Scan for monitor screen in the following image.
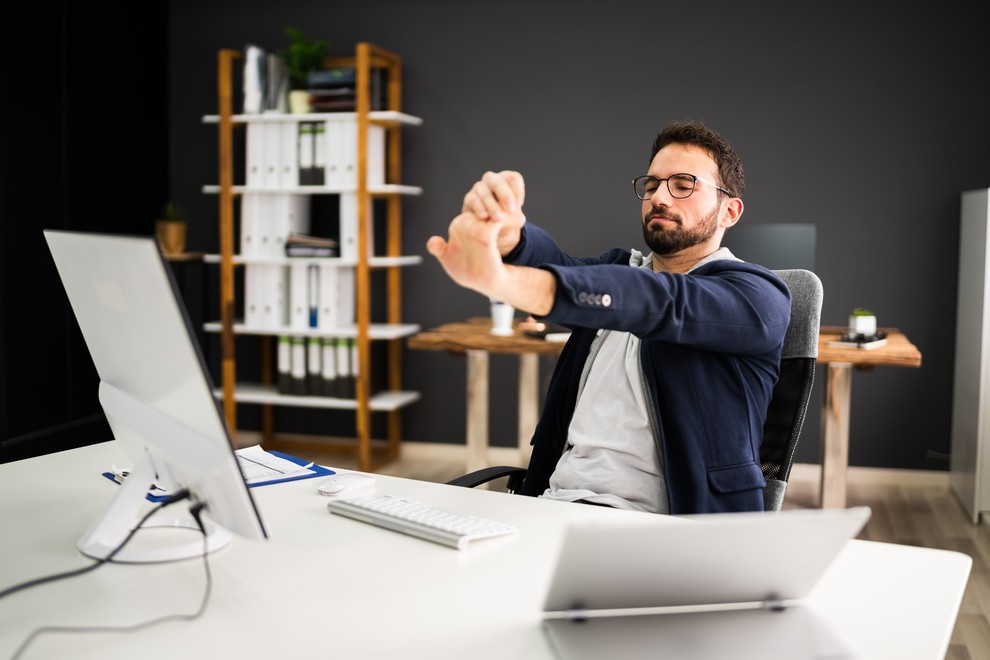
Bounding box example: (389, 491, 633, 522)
(44, 229, 267, 563)
(721, 223, 816, 272)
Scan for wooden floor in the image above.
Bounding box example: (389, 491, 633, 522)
(276, 439, 990, 659)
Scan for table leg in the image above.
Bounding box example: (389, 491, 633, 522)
(466, 350, 489, 473)
(821, 362, 853, 508)
(517, 353, 539, 466)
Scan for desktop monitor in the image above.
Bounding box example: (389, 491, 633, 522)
(721, 223, 817, 271)
(44, 229, 267, 563)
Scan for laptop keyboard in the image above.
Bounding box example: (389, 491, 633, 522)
(326, 494, 519, 550)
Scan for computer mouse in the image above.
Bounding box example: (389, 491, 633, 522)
(316, 472, 377, 496)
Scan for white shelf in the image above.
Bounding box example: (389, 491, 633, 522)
(202, 254, 422, 267)
(368, 255, 424, 267)
(201, 183, 423, 196)
(215, 384, 421, 411)
(202, 110, 423, 127)
(203, 322, 421, 340)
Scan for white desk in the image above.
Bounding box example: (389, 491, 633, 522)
(0, 442, 970, 659)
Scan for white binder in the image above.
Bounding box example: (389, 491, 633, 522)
(257, 264, 288, 330)
(246, 122, 266, 188)
(367, 124, 385, 187)
(320, 337, 338, 395)
(323, 120, 347, 189)
(263, 121, 283, 188)
(279, 120, 299, 189)
(339, 118, 357, 189)
(289, 336, 306, 394)
(313, 122, 327, 185)
(239, 194, 262, 257)
(243, 264, 263, 328)
(336, 267, 355, 328)
(287, 260, 311, 331)
(339, 192, 358, 261)
(338, 193, 373, 261)
(316, 264, 339, 331)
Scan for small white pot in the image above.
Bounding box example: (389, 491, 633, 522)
(849, 315, 877, 336)
(289, 90, 311, 114)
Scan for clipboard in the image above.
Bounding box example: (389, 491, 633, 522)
(102, 450, 335, 502)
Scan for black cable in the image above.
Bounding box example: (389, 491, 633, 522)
(8, 496, 215, 660)
(0, 488, 192, 600)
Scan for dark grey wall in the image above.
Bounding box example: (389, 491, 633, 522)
(169, 1, 990, 470)
(0, 2, 169, 462)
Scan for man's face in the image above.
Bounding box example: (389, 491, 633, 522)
(640, 144, 727, 256)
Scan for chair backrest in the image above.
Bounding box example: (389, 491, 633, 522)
(761, 269, 824, 511)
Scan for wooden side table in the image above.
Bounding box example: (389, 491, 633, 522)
(817, 326, 923, 508)
(407, 317, 564, 471)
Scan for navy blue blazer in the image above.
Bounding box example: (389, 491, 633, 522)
(506, 224, 791, 514)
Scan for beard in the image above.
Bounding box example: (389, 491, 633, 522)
(641, 202, 720, 255)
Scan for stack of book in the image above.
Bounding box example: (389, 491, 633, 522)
(285, 233, 336, 257)
(307, 68, 357, 112)
(306, 67, 387, 112)
(827, 330, 888, 350)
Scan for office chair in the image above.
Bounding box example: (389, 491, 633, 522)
(446, 269, 824, 512)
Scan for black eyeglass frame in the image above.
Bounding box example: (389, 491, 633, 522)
(632, 173, 733, 200)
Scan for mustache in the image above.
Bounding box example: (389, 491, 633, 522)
(646, 208, 680, 224)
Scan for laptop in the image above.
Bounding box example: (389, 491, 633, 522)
(541, 506, 871, 660)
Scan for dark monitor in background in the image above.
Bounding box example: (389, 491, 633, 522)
(722, 223, 816, 272)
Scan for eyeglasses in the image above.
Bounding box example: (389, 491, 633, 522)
(632, 173, 733, 200)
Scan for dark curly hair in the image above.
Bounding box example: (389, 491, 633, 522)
(650, 120, 744, 198)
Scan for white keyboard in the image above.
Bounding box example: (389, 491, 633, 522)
(326, 495, 519, 550)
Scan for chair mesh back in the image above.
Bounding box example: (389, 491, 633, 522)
(761, 269, 823, 510)
(760, 357, 816, 483)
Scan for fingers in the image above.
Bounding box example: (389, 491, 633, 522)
(462, 170, 525, 219)
(482, 170, 521, 215)
(425, 235, 447, 258)
(501, 170, 525, 208)
(463, 178, 501, 219)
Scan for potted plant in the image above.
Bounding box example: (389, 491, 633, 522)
(277, 27, 331, 114)
(155, 202, 188, 257)
(848, 307, 877, 337)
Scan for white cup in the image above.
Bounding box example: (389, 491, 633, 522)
(490, 301, 515, 336)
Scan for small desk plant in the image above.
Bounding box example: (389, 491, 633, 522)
(848, 307, 877, 337)
(155, 202, 187, 257)
(278, 27, 331, 114)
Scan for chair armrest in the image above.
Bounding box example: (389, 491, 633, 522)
(445, 466, 528, 492)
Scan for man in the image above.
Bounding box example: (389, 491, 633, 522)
(426, 120, 791, 514)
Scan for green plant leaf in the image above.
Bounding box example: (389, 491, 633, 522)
(160, 202, 187, 221)
(277, 27, 331, 89)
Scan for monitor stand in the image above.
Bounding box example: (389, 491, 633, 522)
(76, 454, 233, 563)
